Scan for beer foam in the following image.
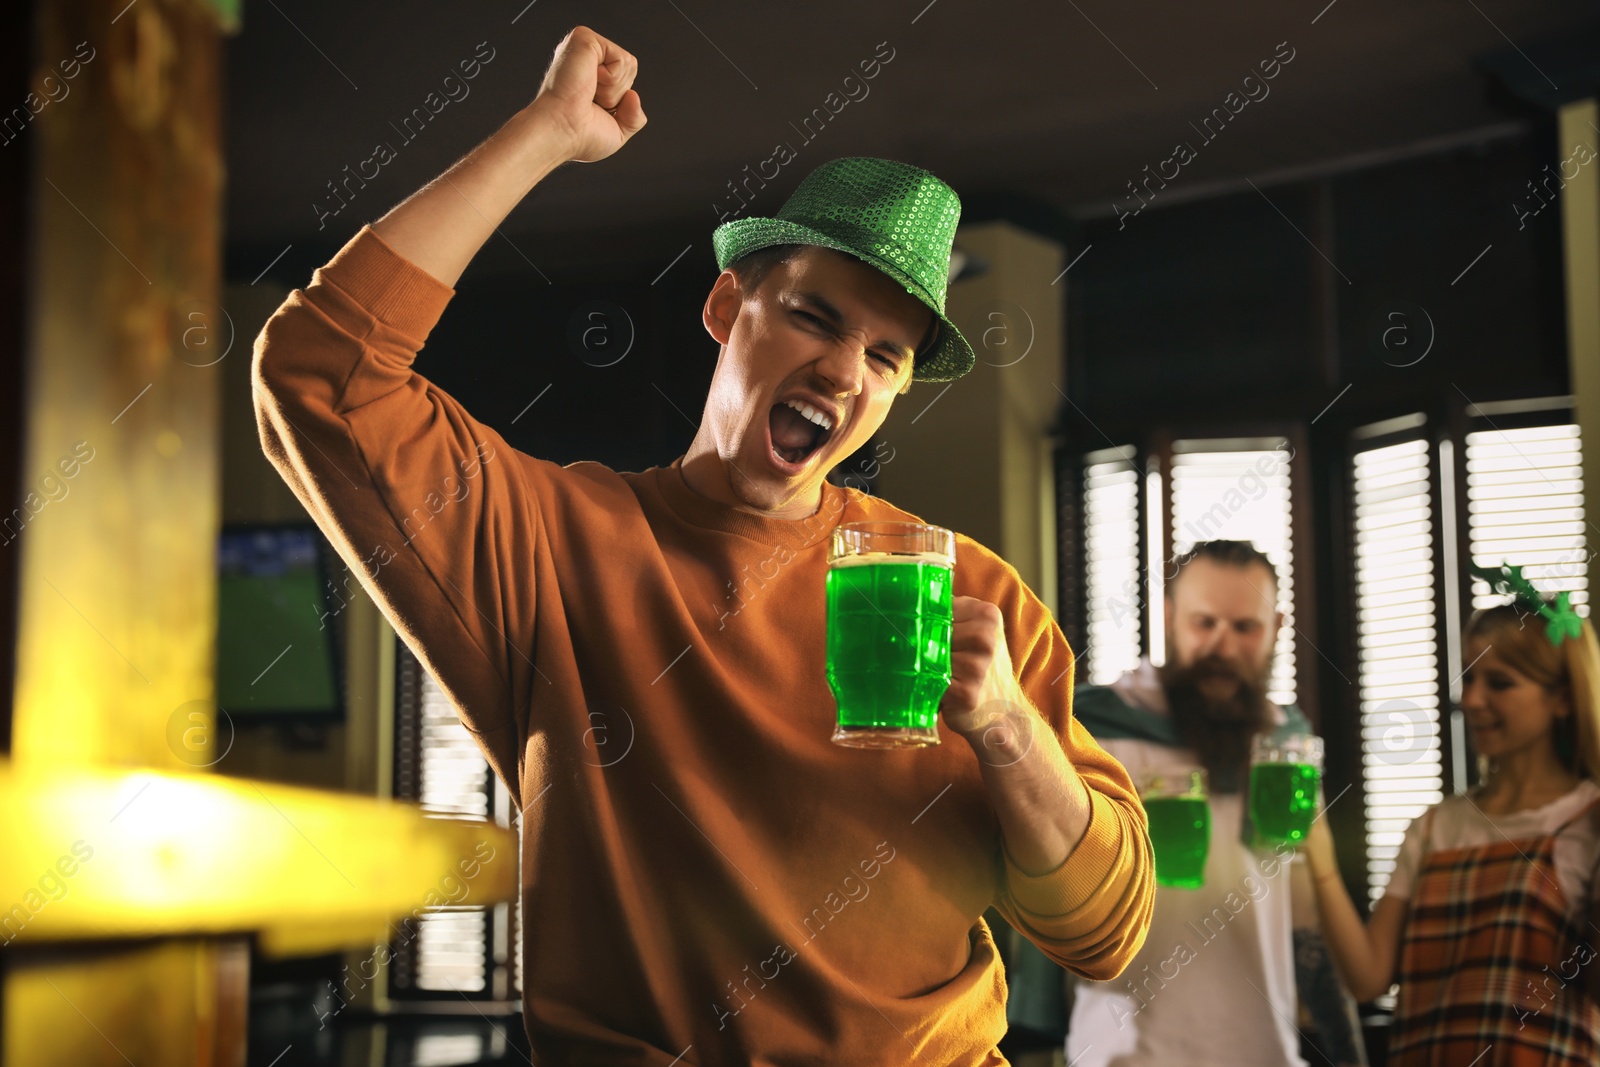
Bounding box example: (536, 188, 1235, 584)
(829, 550, 952, 568)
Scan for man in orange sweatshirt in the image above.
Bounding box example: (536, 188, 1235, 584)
(252, 25, 1152, 1065)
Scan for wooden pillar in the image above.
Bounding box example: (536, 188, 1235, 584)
(12, 0, 226, 768)
(2, 21, 518, 1062)
(5, 0, 239, 1063)
(1558, 100, 1600, 601)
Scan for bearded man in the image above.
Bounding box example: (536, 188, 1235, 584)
(1052, 540, 1365, 1067)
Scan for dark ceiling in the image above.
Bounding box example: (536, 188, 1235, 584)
(224, 0, 1600, 278)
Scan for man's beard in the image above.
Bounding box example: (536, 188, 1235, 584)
(1158, 654, 1275, 793)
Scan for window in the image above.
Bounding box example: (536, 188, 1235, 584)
(1350, 431, 1444, 902)
(1464, 421, 1588, 617)
(1081, 446, 1142, 685)
(411, 677, 493, 993)
(392, 646, 519, 999)
(416, 676, 492, 820)
(1347, 409, 1589, 904)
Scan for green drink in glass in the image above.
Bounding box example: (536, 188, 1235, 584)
(1138, 769, 1210, 889)
(1249, 734, 1324, 846)
(826, 522, 955, 749)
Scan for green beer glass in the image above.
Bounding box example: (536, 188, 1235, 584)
(1138, 769, 1210, 889)
(825, 521, 955, 749)
(1249, 734, 1324, 846)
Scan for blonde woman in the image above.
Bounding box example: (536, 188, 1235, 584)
(1305, 565, 1600, 1066)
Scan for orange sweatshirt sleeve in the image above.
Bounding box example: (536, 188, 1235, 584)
(982, 554, 1155, 981)
(251, 224, 544, 796)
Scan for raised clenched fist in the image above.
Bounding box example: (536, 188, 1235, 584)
(530, 26, 647, 164)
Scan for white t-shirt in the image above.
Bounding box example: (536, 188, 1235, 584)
(1067, 734, 1309, 1067)
(1383, 779, 1600, 917)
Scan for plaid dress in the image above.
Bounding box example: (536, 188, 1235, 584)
(1389, 798, 1600, 1066)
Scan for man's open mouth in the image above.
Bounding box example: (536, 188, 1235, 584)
(768, 399, 836, 467)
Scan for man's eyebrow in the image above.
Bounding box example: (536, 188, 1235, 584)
(789, 289, 918, 362)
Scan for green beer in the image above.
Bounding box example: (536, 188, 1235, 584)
(1144, 796, 1210, 889)
(1138, 769, 1209, 889)
(1249, 762, 1320, 845)
(826, 523, 955, 749)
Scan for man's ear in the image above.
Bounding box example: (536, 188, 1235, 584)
(704, 270, 745, 346)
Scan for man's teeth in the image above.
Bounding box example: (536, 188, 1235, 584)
(783, 398, 834, 432)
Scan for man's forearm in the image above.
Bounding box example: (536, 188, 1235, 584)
(965, 699, 1092, 876)
(371, 104, 574, 288)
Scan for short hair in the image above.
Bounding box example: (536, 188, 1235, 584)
(1168, 540, 1278, 595)
(727, 243, 803, 295)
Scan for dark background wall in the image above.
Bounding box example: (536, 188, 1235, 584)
(1068, 126, 1568, 436)
(215, 1, 1599, 486)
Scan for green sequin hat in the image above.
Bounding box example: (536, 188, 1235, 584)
(712, 157, 976, 383)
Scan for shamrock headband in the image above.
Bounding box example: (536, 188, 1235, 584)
(1469, 561, 1585, 647)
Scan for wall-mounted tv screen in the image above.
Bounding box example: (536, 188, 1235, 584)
(216, 524, 343, 718)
